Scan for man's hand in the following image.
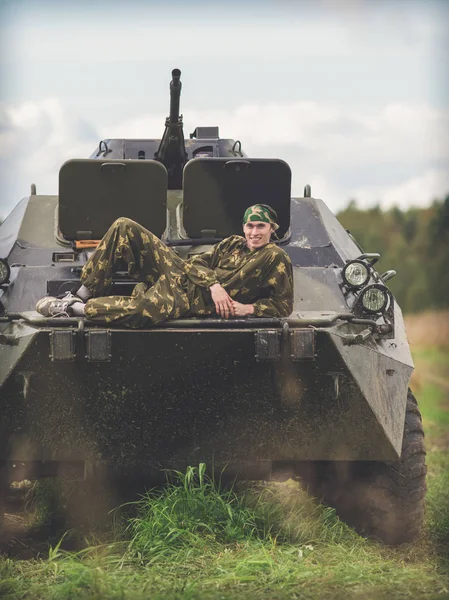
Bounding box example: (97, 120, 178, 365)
(231, 300, 255, 317)
(210, 283, 235, 318)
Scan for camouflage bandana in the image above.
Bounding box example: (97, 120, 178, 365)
(243, 204, 279, 231)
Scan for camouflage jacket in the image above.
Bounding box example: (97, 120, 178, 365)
(185, 235, 294, 318)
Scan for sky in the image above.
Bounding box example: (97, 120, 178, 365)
(0, 0, 448, 219)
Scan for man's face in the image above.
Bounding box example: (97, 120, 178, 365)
(243, 221, 273, 250)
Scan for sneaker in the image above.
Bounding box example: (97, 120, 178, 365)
(70, 284, 92, 301)
(36, 292, 82, 317)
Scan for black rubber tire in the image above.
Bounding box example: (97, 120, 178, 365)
(296, 389, 427, 545)
(0, 466, 6, 534)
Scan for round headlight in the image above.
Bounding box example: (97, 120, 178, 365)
(361, 286, 388, 313)
(0, 258, 10, 285)
(343, 260, 370, 288)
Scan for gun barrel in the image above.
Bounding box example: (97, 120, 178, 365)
(169, 68, 182, 123)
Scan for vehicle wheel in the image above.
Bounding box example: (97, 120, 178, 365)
(296, 389, 427, 545)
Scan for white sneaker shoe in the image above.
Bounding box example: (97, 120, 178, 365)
(36, 292, 82, 317)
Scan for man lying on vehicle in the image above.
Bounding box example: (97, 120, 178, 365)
(36, 204, 294, 327)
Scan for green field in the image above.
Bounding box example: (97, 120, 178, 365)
(1, 349, 448, 600)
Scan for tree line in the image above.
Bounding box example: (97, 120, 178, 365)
(337, 195, 449, 314)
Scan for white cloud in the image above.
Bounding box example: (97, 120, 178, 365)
(350, 168, 449, 210)
(107, 100, 449, 166)
(0, 98, 98, 212)
(185, 101, 449, 209)
(8, 0, 446, 67)
(0, 97, 448, 218)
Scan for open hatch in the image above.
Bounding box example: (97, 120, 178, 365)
(58, 159, 168, 241)
(182, 158, 291, 240)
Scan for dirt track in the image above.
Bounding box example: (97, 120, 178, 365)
(0, 491, 48, 559)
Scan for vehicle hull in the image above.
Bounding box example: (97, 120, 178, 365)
(0, 323, 412, 478)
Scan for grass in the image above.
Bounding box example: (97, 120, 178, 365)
(1, 349, 448, 599)
(412, 346, 449, 553)
(404, 310, 449, 350)
(1, 478, 448, 600)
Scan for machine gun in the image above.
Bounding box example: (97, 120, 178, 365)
(154, 68, 188, 189)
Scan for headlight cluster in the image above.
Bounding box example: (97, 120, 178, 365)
(0, 258, 10, 285)
(343, 259, 390, 315)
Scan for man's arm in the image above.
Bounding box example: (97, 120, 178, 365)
(251, 253, 294, 318)
(184, 238, 229, 288)
(186, 238, 235, 317)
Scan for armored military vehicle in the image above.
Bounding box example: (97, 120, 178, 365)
(0, 70, 425, 545)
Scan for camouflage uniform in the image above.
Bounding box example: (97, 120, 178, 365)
(81, 217, 293, 328)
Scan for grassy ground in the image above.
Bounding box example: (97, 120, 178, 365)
(1, 349, 448, 598)
(404, 310, 449, 351)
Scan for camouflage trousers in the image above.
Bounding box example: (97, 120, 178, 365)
(81, 218, 212, 328)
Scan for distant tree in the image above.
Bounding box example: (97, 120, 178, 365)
(403, 213, 418, 243)
(427, 195, 449, 309)
(430, 195, 449, 237)
(391, 207, 405, 229)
